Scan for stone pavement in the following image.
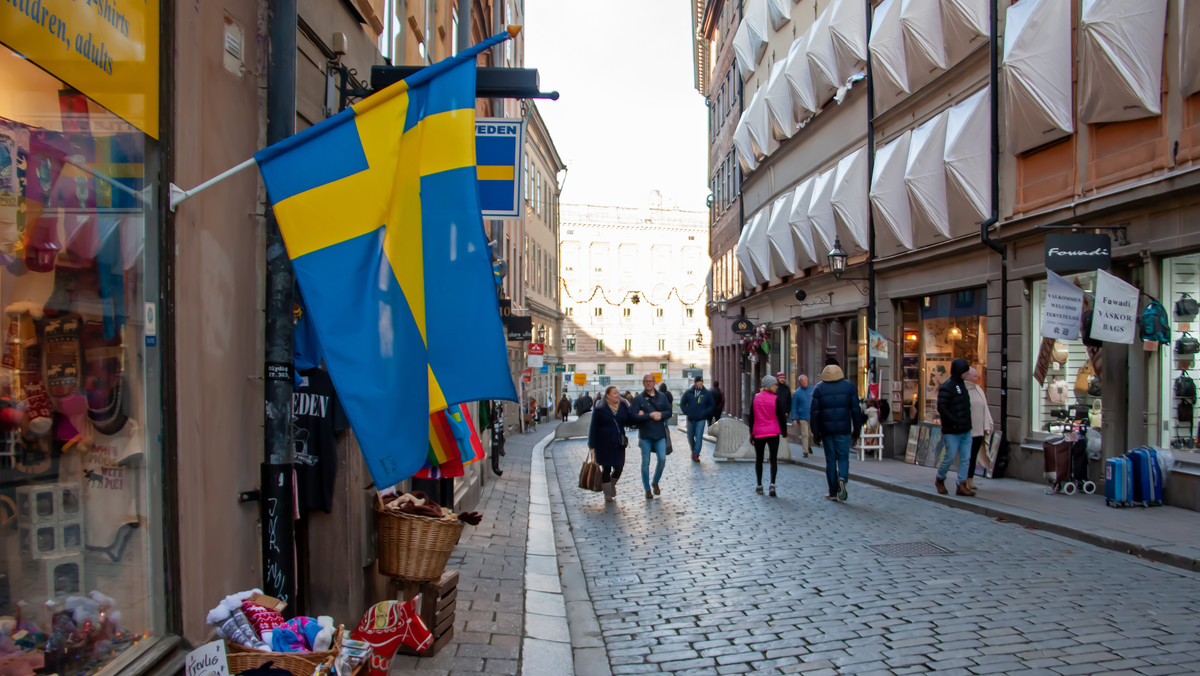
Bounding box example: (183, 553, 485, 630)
(548, 426, 1200, 675)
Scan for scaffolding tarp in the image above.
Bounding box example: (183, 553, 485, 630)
(785, 31, 821, 122)
(767, 0, 791, 31)
(807, 5, 842, 104)
(733, 115, 759, 174)
(905, 110, 951, 239)
(869, 0, 909, 95)
(745, 84, 779, 160)
(787, 177, 819, 269)
(807, 168, 838, 254)
(733, 0, 771, 81)
(1078, 0, 1167, 124)
(831, 147, 870, 253)
(942, 0, 988, 63)
(745, 207, 772, 282)
(830, 0, 868, 82)
(870, 130, 914, 250)
(764, 60, 798, 141)
(944, 88, 991, 222)
(901, 0, 948, 84)
(766, 192, 797, 278)
(1003, 0, 1073, 153)
(1183, 1, 1200, 98)
(735, 219, 761, 287)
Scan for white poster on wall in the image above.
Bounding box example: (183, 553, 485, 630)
(1041, 271, 1084, 340)
(1091, 269, 1139, 344)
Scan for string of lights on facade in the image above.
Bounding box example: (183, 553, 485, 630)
(559, 280, 707, 308)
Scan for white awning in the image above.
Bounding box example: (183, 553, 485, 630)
(785, 31, 820, 121)
(745, 84, 779, 160)
(766, 192, 797, 278)
(745, 208, 772, 282)
(1078, 0, 1167, 124)
(1003, 0, 1073, 153)
(942, 0, 988, 63)
(788, 177, 819, 269)
(735, 219, 761, 287)
(831, 147, 869, 253)
(870, 130, 914, 250)
(764, 60, 798, 141)
(733, 0, 771, 81)
(1183, 1, 1200, 98)
(905, 110, 951, 240)
(830, 0, 868, 82)
(807, 168, 838, 254)
(869, 0, 909, 95)
(767, 0, 791, 31)
(944, 88, 991, 222)
(733, 115, 759, 174)
(901, 0, 948, 84)
(806, 5, 841, 104)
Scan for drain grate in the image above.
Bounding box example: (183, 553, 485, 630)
(866, 541, 954, 557)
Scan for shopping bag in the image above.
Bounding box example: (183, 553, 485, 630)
(578, 449, 602, 492)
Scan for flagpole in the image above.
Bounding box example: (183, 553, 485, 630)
(167, 157, 257, 212)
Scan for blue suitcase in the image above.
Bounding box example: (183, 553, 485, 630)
(1105, 457, 1133, 507)
(1126, 447, 1164, 506)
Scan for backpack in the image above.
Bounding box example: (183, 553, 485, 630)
(1140, 300, 1170, 345)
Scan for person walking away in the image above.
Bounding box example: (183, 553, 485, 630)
(709, 381, 725, 425)
(525, 396, 538, 431)
(746, 375, 786, 496)
(574, 392, 588, 416)
(774, 372, 792, 438)
(791, 375, 814, 458)
(964, 367, 992, 493)
(631, 375, 673, 499)
(936, 358, 975, 496)
(680, 376, 713, 462)
(557, 394, 572, 422)
(588, 386, 632, 502)
(809, 361, 864, 502)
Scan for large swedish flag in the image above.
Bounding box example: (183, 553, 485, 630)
(255, 30, 519, 489)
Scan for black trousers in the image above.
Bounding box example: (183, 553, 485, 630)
(601, 465, 623, 483)
(754, 435, 780, 485)
(968, 436, 984, 478)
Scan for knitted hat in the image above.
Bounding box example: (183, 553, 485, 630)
(760, 375, 777, 389)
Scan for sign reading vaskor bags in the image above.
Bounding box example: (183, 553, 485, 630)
(1045, 233, 1111, 272)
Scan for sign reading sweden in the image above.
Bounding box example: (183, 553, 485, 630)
(475, 118, 524, 219)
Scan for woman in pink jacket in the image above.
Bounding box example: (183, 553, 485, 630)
(746, 375, 787, 496)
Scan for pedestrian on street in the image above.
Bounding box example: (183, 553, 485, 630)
(680, 376, 713, 462)
(632, 374, 673, 500)
(623, 391, 634, 406)
(575, 391, 593, 416)
(964, 366, 993, 494)
(658, 383, 676, 456)
(709, 381, 725, 425)
(810, 361, 864, 502)
(588, 386, 632, 502)
(936, 358, 975, 496)
(746, 375, 786, 496)
(556, 394, 572, 422)
(525, 396, 538, 432)
(791, 374, 814, 458)
(774, 371, 792, 438)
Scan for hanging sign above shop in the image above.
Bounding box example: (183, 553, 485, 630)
(506, 315, 532, 341)
(731, 317, 756, 335)
(1041, 271, 1085, 340)
(1045, 233, 1111, 272)
(1091, 270, 1139, 344)
(476, 118, 524, 219)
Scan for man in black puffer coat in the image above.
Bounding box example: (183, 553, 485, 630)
(936, 358, 975, 496)
(810, 362, 863, 502)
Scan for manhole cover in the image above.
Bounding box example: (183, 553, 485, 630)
(866, 541, 953, 557)
(593, 574, 641, 588)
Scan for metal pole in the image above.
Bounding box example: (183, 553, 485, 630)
(263, 0, 297, 613)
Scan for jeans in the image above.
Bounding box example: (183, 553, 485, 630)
(686, 419, 707, 454)
(823, 434, 851, 496)
(639, 438, 667, 490)
(937, 432, 973, 482)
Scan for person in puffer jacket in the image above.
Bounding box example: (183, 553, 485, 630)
(935, 358, 975, 497)
(809, 362, 863, 502)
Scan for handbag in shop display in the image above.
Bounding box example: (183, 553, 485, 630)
(1176, 371, 1197, 401)
(1047, 377, 1070, 405)
(1074, 362, 1096, 397)
(1177, 293, 1200, 320)
(1087, 375, 1102, 397)
(1177, 332, 1200, 355)
(1051, 341, 1069, 365)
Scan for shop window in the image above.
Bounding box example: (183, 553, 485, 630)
(1162, 256, 1200, 450)
(0, 47, 160, 668)
(1083, 114, 1168, 194)
(1015, 137, 1077, 214)
(918, 290, 989, 423)
(1030, 273, 1097, 435)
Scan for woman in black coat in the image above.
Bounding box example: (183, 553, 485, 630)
(588, 386, 632, 502)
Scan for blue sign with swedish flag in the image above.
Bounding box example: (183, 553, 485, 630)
(475, 118, 524, 219)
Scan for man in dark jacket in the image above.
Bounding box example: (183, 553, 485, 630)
(809, 362, 863, 502)
(709, 381, 725, 425)
(631, 374, 673, 500)
(679, 376, 713, 462)
(773, 371, 792, 436)
(936, 358, 975, 496)
(575, 392, 593, 416)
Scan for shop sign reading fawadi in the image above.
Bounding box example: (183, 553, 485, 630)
(1, 0, 159, 138)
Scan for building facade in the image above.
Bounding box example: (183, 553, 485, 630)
(559, 201, 712, 398)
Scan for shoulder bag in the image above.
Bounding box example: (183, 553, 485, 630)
(1074, 361, 1096, 397)
(1177, 332, 1200, 356)
(1177, 293, 1200, 320)
(614, 406, 628, 449)
(578, 448, 602, 492)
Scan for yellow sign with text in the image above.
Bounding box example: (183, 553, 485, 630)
(1, 0, 159, 138)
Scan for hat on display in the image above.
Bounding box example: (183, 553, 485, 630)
(24, 214, 60, 273)
(760, 375, 777, 389)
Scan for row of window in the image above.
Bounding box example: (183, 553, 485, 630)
(524, 151, 558, 227)
(710, 63, 738, 140)
(710, 149, 740, 221)
(524, 234, 557, 299)
(564, 337, 698, 352)
(565, 363, 672, 376)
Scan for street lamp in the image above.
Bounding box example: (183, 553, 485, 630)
(715, 294, 729, 316)
(695, 329, 704, 346)
(824, 237, 869, 295)
(537, 325, 546, 343)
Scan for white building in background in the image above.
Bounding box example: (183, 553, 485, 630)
(559, 198, 712, 398)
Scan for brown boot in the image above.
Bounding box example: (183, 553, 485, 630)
(966, 477, 977, 492)
(956, 482, 974, 496)
(935, 477, 948, 494)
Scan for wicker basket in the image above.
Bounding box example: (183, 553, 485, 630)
(225, 626, 343, 675)
(375, 497, 464, 581)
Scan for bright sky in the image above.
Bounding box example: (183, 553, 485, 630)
(524, 0, 709, 211)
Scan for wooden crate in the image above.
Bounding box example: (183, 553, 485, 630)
(394, 569, 458, 657)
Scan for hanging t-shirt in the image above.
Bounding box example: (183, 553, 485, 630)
(81, 418, 143, 548)
(293, 368, 348, 513)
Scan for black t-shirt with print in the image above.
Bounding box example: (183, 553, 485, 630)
(293, 368, 349, 513)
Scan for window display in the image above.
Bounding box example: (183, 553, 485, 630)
(0, 46, 160, 675)
(897, 289, 987, 428)
(1030, 273, 1099, 434)
(1161, 255, 1200, 450)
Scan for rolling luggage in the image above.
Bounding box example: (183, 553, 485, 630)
(1105, 456, 1133, 507)
(1126, 447, 1164, 506)
(1042, 435, 1071, 490)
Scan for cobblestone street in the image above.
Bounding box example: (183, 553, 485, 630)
(548, 429, 1200, 676)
